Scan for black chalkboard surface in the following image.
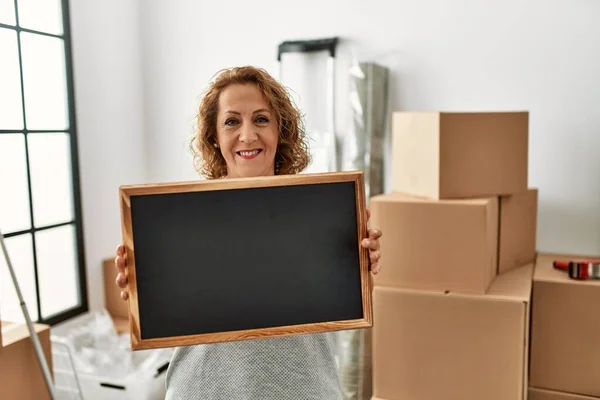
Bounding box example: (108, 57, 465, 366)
(119, 171, 372, 350)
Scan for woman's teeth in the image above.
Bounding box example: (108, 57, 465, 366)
(239, 150, 260, 156)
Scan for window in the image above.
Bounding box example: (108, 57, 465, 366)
(0, 0, 87, 326)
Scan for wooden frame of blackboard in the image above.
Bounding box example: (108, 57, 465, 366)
(119, 171, 372, 350)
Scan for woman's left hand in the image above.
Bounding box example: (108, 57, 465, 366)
(361, 209, 383, 274)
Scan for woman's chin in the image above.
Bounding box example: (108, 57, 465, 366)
(228, 164, 275, 178)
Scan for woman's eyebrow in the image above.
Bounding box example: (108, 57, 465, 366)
(223, 109, 270, 115)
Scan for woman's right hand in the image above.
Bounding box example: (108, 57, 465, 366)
(115, 244, 129, 300)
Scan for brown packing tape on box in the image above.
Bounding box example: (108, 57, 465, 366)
(391, 111, 529, 199)
(372, 263, 533, 400)
(529, 387, 600, 400)
(530, 253, 600, 398)
(370, 192, 498, 294)
(0, 321, 53, 400)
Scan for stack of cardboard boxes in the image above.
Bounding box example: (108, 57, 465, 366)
(370, 111, 538, 400)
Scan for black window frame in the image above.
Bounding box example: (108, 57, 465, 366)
(0, 0, 88, 326)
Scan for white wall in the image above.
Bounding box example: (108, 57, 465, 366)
(68, 0, 146, 313)
(139, 0, 600, 256)
(65, 0, 600, 316)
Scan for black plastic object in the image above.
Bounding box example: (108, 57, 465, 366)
(277, 37, 339, 61)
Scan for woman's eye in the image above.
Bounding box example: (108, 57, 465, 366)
(256, 116, 269, 124)
(225, 119, 238, 126)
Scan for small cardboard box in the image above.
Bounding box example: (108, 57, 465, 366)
(0, 321, 53, 400)
(530, 253, 600, 398)
(372, 264, 533, 400)
(391, 111, 528, 199)
(370, 192, 498, 294)
(529, 387, 600, 400)
(499, 188, 538, 274)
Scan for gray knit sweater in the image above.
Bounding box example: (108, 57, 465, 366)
(164, 332, 343, 399)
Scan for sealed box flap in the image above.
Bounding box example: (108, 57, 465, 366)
(486, 263, 534, 301)
(535, 253, 600, 287)
(381, 263, 533, 304)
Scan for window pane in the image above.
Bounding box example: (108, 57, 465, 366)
(28, 132, 74, 227)
(0, 0, 16, 26)
(0, 134, 31, 234)
(0, 28, 24, 130)
(0, 233, 38, 322)
(20, 32, 68, 130)
(16, 0, 63, 35)
(35, 224, 79, 318)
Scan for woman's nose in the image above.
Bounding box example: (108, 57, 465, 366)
(239, 123, 258, 143)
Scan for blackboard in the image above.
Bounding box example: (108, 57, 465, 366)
(119, 171, 372, 350)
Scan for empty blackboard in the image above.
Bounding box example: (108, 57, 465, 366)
(119, 171, 372, 350)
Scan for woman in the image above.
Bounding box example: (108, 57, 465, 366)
(114, 66, 383, 399)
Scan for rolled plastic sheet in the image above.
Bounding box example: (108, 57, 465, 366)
(340, 62, 389, 199)
(337, 60, 389, 400)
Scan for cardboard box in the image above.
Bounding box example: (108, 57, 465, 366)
(372, 263, 533, 400)
(391, 111, 528, 199)
(370, 192, 498, 293)
(530, 253, 600, 398)
(529, 387, 600, 400)
(113, 316, 130, 334)
(0, 321, 53, 400)
(499, 188, 538, 274)
(103, 257, 129, 319)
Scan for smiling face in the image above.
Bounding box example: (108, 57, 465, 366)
(215, 83, 279, 178)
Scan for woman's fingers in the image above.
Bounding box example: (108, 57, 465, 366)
(369, 228, 382, 240)
(360, 226, 383, 275)
(361, 237, 380, 251)
(116, 272, 128, 288)
(370, 262, 380, 274)
(369, 249, 381, 263)
(115, 245, 129, 301)
(115, 255, 126, 271)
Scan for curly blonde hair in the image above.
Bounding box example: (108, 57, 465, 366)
(190, 66, 311, 179)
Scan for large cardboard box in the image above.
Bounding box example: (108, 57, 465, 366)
(372, 264, 533, 400)
(370, 192, 498, 294)
(499, 188, 538, 274)
(529, 387, 600, 400)
(530, 253, 600, 398)
(0, 321, 53, 400)
(391, 111, 528, 199)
